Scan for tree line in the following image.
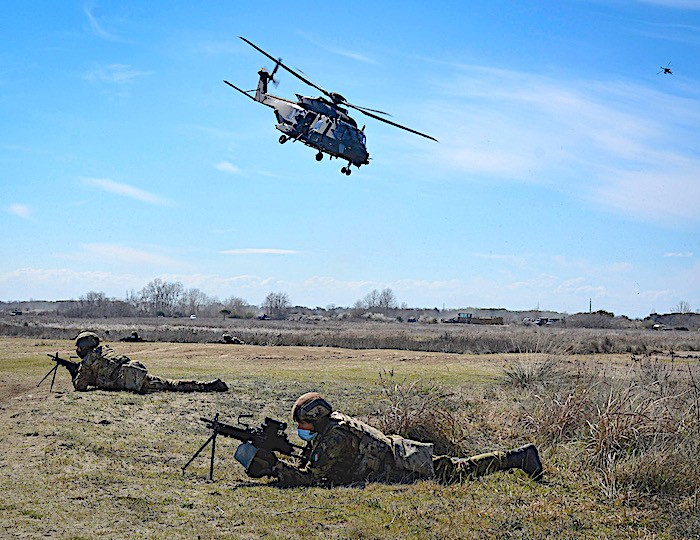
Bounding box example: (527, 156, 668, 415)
(55, 279, 402, 320)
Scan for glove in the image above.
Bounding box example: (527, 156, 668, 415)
(246, 448, 279, 478)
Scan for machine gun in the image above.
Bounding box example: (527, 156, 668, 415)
(37, 353, 79, 391)
(182, 413, 306, 480)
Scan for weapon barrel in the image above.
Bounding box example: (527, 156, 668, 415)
(200, 417, 251, 441)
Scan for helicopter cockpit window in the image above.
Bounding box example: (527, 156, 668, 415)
(340, 122, 358, 142)
(334, 123, 348, 138)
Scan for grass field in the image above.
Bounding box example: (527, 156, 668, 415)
(1, 337, 698, 539)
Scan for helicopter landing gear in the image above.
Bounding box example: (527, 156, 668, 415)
(315, 151, 323, 161)
(278, 135, 288, 144)
(341, 166, 352, 176)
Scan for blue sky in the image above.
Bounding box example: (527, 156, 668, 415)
(2, 1, 699, 317)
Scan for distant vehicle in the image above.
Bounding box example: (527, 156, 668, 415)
(224, 37, 437, 175)
(257, 314, 270, 320)
(535, 317, 560, 326)
(443, 313, 503, 325)
(190, 315, 197, 320)
(9, 310, 22, 316)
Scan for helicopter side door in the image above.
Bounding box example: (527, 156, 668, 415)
(274, 103, 307, 136)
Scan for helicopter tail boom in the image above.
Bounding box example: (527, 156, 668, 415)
(223, 80, 258, 101)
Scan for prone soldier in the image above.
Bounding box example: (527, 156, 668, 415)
(237, 392, 543, 486)
(72, 331, 228, 393)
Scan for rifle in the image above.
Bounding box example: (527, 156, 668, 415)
(182, 413, 306, 480)
(37, 353, 80, 391)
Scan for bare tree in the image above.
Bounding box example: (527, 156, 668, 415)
(262, 291, 290, 319)
(362, 289, 381, 309)
(180, 288, 209, 316)
(672, 300, 692, 314)
(223, 296, 251, 318)
(377, 288, 397, 313)
(359, 288, 397, 314)
(140, 279, 184, 316)
(69, 291, 107, 317)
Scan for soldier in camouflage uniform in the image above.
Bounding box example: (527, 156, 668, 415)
(240, 392, 543, 486)
(72, 331, 228, 393)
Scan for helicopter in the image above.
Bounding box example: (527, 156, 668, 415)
(657, 62, 673, 75)
(224, 37, 437, 175)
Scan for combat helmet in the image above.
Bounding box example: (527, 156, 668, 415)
(75, 331, 100, 349)
(292, 392, 333, 424)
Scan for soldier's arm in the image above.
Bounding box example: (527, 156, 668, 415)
(72, 363, 90, 391)
(72, 354, 97, 391)
(272, 461, 319, 487)
(272, 428, 355, 487)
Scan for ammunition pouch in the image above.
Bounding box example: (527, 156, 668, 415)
(117, 361, 148, 391)
(389, 435, 435, 478)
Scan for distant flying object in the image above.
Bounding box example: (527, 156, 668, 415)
(224, 37, 437, 175)
(657, 62, 673, 75)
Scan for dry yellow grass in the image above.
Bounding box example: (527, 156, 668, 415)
(1, 338, 696, 539)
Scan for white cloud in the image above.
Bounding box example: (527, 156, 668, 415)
(220, 248, 300, 255)
(593, 168, 700, 223)
(215, 161, 241, 174)
(80, 177, 172, 205)
(83, 2, 117, 41)
(426, 66, 700, 224)
(80, 244, 182, 267)
(0, 265, 690, 317)
(6, 204, 31, 219)
(84, 64, 150, 85)
(297, 32, 376, 64)
(0, 268, 144, 301)
(664, 251, 693, 257)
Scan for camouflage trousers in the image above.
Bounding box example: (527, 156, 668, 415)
(432, 444, 543, 483)
(432, 451, 509, 484)
(140, 375, 227, 393)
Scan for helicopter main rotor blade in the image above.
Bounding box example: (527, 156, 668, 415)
(349, 104, 392, 117)
(348, 105, 438, 142)
(239, 37, 333, 99)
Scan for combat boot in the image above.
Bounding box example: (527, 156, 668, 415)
(204, 378, 229, 392)
(504, 443, 543, 481)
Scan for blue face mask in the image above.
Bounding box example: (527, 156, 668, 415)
(297, 428, 318, 442)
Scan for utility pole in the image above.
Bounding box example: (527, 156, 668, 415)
(589, 298, 592, 313)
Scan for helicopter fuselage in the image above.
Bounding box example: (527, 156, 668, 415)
(271, 95, 370, 167)
(225, 37, 436, 174)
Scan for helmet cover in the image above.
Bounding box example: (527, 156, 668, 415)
(292, 392, 333, 423)
(75, 331, 100, 349)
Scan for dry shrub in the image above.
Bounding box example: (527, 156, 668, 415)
(501, 334, 573, 389)
(369, 370, 466, 455)
(531, 382, 600, 443)
(522, 355, 700, 498)
(501, 354, 569, 389)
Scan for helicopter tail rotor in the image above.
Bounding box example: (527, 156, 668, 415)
(271, 58, 282, 87)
